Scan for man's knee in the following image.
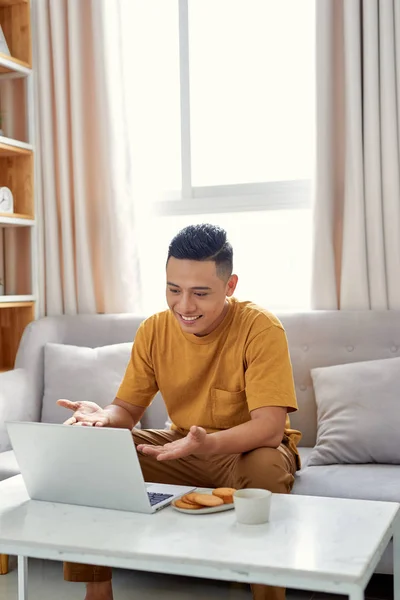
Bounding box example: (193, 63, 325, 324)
(232, 447, 294, 494)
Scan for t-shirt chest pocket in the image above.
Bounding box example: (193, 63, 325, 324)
(211, 388, 250, 429)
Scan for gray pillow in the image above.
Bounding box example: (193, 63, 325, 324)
(308, 356, 400, 465)
(41, 342, 140, 427)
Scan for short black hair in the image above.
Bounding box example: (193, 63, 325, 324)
(167, 224, 233, 280)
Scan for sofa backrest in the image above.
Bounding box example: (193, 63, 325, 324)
(280, 311, 400, 446)
(16, 311, 400, 447)
(15, 314, 146, 426)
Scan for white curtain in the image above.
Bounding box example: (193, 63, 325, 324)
(312, 0, 400, 310)
(32, 0, 141, 316)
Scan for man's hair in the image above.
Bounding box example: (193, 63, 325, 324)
(167, 224, 233, 280)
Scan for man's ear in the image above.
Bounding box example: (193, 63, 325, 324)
(226, 274, 238, 297)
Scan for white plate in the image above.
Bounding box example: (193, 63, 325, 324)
(171, 501, 235, 515)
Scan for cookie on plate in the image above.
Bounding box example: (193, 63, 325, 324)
(181, 493, 202, 505)
(212, 487, 237, 504)
(192, 493, 224, 507)
(174, 499, 203, 510)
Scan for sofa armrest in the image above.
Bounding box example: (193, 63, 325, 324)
(0, 368, 37, 452)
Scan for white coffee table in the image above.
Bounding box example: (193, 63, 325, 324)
(0, 475, 399, 600)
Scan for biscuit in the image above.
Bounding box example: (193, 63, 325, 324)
(174, 499, 203, 510)
(181, 493, 202, 505)
(212, 487, 237, 504)
(192, 493, 224, 507)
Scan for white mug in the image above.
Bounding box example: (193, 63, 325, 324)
(233, 488, 272, 525)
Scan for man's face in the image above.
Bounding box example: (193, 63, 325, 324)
(166, 257, 238, 336)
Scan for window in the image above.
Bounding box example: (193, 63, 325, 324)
(119, 1, 315, 311)
(189, 0, 315, 188)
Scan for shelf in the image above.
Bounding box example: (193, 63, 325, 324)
(0, 1, 28, 7)
(0, 296, 34, 306)
(0, 52, 30, 77)
(0, 213, 34, 226)
(0, 137, 32, 155)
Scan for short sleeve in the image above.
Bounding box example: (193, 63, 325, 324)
(116, 322, 159, 407)
(245, 325, 298, 413)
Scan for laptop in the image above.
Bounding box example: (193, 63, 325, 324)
(6, 422, 196, 514)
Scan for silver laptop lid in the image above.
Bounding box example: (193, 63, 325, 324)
(6, 422, 152, 513)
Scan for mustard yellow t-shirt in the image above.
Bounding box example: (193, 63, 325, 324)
(117, 298, 301, 467)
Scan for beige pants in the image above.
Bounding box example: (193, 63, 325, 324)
(64, 429, 297, 600)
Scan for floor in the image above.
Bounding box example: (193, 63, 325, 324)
(0, 558, 395, 600)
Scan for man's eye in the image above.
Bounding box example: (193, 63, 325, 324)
(168, 288, 179, 294)
(195, 293, 207, 297)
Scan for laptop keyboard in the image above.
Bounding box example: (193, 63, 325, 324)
(148, 492, 174, 506)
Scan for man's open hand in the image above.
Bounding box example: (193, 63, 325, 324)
(57, 399, 111, 427)
(137, 426, 210, 460)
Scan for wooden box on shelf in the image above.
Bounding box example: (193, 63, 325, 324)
(0, 0, 31, 67)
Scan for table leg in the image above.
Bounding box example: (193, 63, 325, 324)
(349, 586, 364, 600)
(17, 556, 28, 600)
(394, 517, 400, 600)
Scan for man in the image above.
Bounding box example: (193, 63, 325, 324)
(59, 223, 301, 600)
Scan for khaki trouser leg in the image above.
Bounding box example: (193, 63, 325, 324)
(64, 429, 296, 600)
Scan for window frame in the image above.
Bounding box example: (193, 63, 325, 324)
(156, 0, 313, 216)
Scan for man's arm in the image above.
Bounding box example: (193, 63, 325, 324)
(58, 397, 146, 429)
(103, 398, 147, 429)
(138, 406, 287, 460)
(205, 406, 286, 454)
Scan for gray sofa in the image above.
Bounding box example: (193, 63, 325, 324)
(1, 311, 400, 576)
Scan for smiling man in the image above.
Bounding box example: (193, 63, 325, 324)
(60, 224, 301, 600)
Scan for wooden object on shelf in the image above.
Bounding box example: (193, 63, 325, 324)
(0, 0, 31, 66)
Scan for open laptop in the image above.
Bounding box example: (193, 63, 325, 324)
(6, 422, 195, 514)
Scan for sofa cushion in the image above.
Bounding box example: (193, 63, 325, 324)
(0, 450, 20, 481)
(293, 462, 400, 502)
(41, 342, 137, 425)
(0, 368, 32, 452)
(308, 356, 400, 465)
(297, 446, 313, 469)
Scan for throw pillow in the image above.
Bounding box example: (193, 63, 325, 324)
(308, 356, 400, 465)
(41, 342, 141, 428)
